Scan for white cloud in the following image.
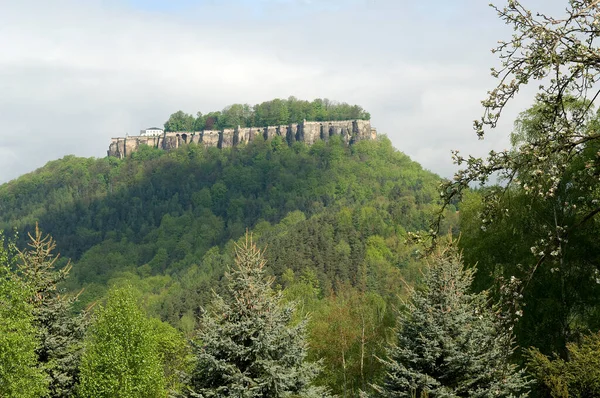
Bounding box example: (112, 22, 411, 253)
(0, 0, 560, 183)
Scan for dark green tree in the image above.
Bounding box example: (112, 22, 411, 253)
(0, 231, 48, 398)
(374, 245, 529, 397)
(526, 330, 600, 397)
(188, 234, 329, 397)
(17, 225, 87, 398)
(78, 286, 166, 398)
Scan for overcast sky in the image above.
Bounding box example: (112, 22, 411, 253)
(0, 0, 560, 184)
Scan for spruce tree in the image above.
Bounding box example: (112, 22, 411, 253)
(16, 225, 86, 397)
(374, 245, 529, 397)
(188, 234, 329, 397)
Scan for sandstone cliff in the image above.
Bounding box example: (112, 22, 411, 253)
(108, 120, 376, 159)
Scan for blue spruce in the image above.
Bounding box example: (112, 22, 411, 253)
(189, 234, 329, 397)
(374, 245, 529, 397)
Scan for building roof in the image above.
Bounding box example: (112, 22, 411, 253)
(145, 127, 164, 131)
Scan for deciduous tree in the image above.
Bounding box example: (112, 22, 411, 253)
(0, 231, 48, 398)
(78, 286, 166, 398)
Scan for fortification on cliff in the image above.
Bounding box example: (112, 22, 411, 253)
(107, 119, 377, 159)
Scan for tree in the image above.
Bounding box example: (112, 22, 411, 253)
(526, 330, 600, 397)
(373, 244, 529, 397)
(439, 0, 600, 281)
(17, 225, 87, 398)
(78, 286, 166, 398)
(164, 110, 195, 132)
(0, 231, 48, 398)
(310, 285, 388, 397)
(434, 0, 600, 365)
(188, 234, 329, 397)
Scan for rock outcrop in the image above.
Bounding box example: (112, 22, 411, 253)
(108, 119, 376, 159)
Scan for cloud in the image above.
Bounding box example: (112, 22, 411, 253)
(0, 0, 556, 183)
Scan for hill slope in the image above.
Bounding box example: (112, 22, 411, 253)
(0, 135, 451, 394)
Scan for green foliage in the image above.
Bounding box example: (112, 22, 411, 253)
(78, 286, 166, 398)
(374, 244, 529, 398)
(0, 131, 448, 394)
(527, 331, 600, 398)
(17, 225, 87, 398)
(438, 0, 600, 367)
(164, 97, 371, 131)
(458, 186, 600, 360)
(189, 234, 329, 397)
(309, 284, 390, 396)
(164, 110, 195, 132)
(0, 232, 48, 398)
(148, 317, 193, 395)
(0, 138, 441, 304)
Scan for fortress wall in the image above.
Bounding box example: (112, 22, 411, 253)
(237, 127, 251, 144)
(301, 121, 321, 145)
(221, 129, 235, 148)
(265, 126, 278, 140)
(277, 125, 287, 138)
(202, 130, 220, 147)
(190, 133, 201, 144)
(108, 136, 162, 158)
(353, 120, 373, 142)
(108, 120, 374, 158)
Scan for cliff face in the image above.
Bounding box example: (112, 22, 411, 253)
(108, 119, 376, 159)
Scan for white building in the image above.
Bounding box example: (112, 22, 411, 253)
(140, 127, 164, 136)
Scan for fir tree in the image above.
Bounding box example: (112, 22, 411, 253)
(188, 234, 329, 397)
(374, 245, 529, 397)
(16, 225, 87, 397)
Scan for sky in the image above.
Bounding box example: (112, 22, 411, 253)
(0, 0, 559, 184)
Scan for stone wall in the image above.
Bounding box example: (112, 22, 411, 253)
(107, 120, 377, 158)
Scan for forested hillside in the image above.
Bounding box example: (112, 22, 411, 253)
(5, 0, 600, 396)
(0, 135, 450, 396)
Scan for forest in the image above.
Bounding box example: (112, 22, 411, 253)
(3, 1, 600, 397)
(162, 98, 371, 132)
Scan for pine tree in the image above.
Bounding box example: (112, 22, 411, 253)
(188, 234, 329, 397)
(0, 231, 48, 398)
(78, 286, 166, 398)
(16, 225, 86, 397)
(374, 245, 529, 398)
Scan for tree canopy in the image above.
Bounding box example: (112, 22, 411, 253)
(163, 97, 371, 132)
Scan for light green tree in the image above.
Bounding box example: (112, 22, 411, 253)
(164, 110, 195, 132)
(78, 286, 166, 398)
(0, 231, 48, 398)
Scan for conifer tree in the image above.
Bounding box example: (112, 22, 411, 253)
(188, 234, 329, 397)
(17, 225, 86, 397)
(374, 245, 529, 398)
(0, 231, 48, 398)
(78, 286, 166, 398)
